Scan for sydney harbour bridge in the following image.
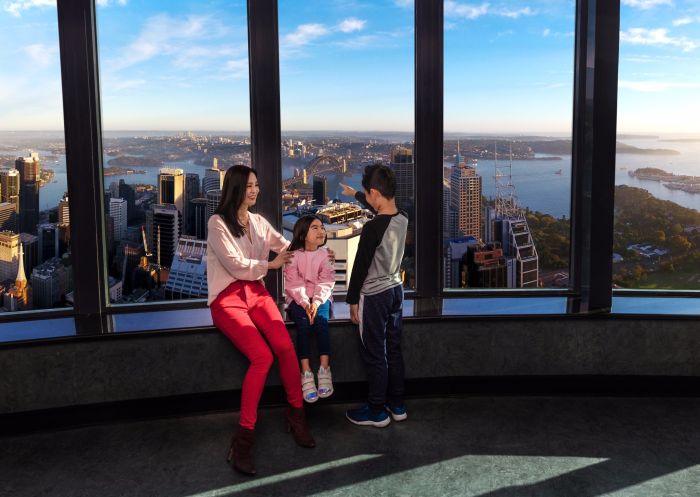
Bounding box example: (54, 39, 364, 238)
(282, 155, 346, 189)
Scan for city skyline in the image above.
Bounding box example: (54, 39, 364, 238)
(0, 0, 697, 133)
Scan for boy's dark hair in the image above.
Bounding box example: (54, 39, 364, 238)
(288, 214, 327, 251)
(361, 163, 396, 199)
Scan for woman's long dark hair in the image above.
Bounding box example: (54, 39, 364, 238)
(288, 214, 326, 252)
(215, 165, 257, 238)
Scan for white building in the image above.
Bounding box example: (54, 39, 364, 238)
(165, 236, 208, 299)
(109, 198, 128, 241)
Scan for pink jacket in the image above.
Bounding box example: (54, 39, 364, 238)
(207, 213, 289, 305)
(284, 247, 335, 308)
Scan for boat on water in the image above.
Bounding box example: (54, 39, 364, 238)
(554, 169, 562, 175)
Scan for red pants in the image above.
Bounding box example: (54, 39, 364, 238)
(211, 280, 302, 429)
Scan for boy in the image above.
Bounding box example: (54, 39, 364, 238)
(343, 164, 408, 428)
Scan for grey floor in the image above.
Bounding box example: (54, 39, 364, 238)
(2, 397, 700, 497)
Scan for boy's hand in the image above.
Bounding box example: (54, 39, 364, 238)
(339, 183, 357, 198)
(350, 304, 359, 324)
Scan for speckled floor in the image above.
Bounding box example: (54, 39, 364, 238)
(2, 397, 700, 497)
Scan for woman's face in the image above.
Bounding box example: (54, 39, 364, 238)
(241, 172, 259, 209)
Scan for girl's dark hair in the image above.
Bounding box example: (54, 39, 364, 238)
(288, 214, 326, 251)
(215, 165, 258, 238)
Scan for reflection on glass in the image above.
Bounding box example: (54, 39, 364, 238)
(113, 307, 213, 332)
(443, 0, 574, 290)
(613, 0, 700, 290)
(0, 3, 73, 314)
(278, 0, 416, 302)
(96, 0, 251, 305)
(0, 317, 76, 342)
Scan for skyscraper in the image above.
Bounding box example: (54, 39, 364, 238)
(202, 159, 225, 195)
(118, 180, 136, 222)
(205, 189, 222, 237)
(109, 198, 128, 241)
(184, 173, 200, 235)
(450, 148, 482, 240)
(37, 223, 59, 263)
(149, 204, 179, 268)
(313, 175, 327, 206)
(30, 258, 69, 308)
(58, 193, 70, 225)
(189, 198, 207, 240)
(0, 230, 20, 282)
(0, 168, 20, 218)
(0, 202, 17, 233)
(158, 168, 185, 215)
(390, 146, 414, 213)
(16, 153, 40, 234)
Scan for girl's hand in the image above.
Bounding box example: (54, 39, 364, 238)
(269, 250, 293, 269)
(305, 302, 317, 324)
(339, 183, 357, 197)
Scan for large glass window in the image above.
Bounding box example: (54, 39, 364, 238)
(96, 0, 251, 305)
(278, 0, 416, 299)
(443, 0, 574, 290)
(0, 1, 73, 313)
(614, 0, 700, 290)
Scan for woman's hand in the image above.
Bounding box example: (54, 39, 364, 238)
(326, 248, 336, 264)
(339, 183, 357, 198)
(269, 250, 294, 270)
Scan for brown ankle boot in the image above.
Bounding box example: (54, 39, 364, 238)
(286, 406, 316, 448)
(227, 426, 256, 475)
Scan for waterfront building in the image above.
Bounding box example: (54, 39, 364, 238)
(164, 236, 208, 299)
(16, 152, 40, 235)
(0, 168, 20, 217)
(313, 175, 327, 206)
(450, 145, 481, 240)
(158, 168, 185, 216)
(202, 160, 225, 195)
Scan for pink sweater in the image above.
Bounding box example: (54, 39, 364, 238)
(206, 213, 289, 305)
(284, 247, 336, 308)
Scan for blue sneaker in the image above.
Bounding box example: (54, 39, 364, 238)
(346, 404, 391, 427)
(385, 403, 408, 421)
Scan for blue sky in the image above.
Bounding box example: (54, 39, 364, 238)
(0, 0, 698, 134)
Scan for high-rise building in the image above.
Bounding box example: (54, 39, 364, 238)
(0, 230, 20, 282)
(189, 198, 207, 240)
(109, 198, 128, 241)
(184, 173, 200, 235)
(390, 147, 414, 213)
(116, 241, 144, 295)
(2, 242, 31, 311)
(164, 237, 208, 299)
(313, 176, 327, 206)
(0, 202, 17, 233)
(19, 232, 38, 276)
(465, 242, 508, 288)
(450, 152, 482, 240)
(444, 236, 478, 288)
(202, 160, 225, 195)
(16, 153, 40, 234)
(37, 223, 59, 263)
(149, 204, 180, 268)
(118, 180, 136, 222)
(205, 189, 222, 237)
(0, 168, 20, 217)
(30, 257, 69, 308)
(494, 217, 539, 288)
(158, 168, 185, 215)
(58, 193, 70, 225)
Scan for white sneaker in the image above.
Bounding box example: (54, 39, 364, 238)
(301, 371, 318, 403)
(317, 366, 334, 398)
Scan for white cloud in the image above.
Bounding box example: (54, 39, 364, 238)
(283, 23, 329, 47)
(620, 27, 698, 51)
(672, 17, 694, 26)
(224, 58, 248, 79)
(393, 0, 413, 7)
(23, 43, 58, 66)
(619, 80, 700, 92)
(334, 34, 381, 49)
(543, 28, 551, 37)
(97, 0, 128, 5)
(111, 79, 146, 90)
(338, 17, 366, 33)
(3, 0, 54, 17)
(445, 1, 490, 20)
(621, 0, 672, 9)
(497, 7, 534, 19)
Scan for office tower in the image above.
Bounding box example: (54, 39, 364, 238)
(37, 223, 59, 263)
(16, 153, 40, 234)
(58, 193, 70, 225)
(205, 189, 222, 237)
(465, 243, 508, 288)
(313, 176, 327, 206)
(108, 276, 123, 303)
(158, 168, 185, 215)
(0, 168, 20, 217)
(118, 180, 136, 222)
(450, 152, 482, 240)
(0, 231, 20, 282)
(0, 202, 17, 233)
(115, 241, 143, 295)
(494, 217, 539, 288)
(108, 181, 120, 199)
(445, 236, 478, 288)
(19, 233, 38, 276)
(202, 160, 225, 195)
(149, 204, 179, 268)
(184, 173, 200, 235)
(164, 237, 208, 299)
(30, 258, 69, 308)
(442, 179, 451, 241)
(189, 198, 207, 240)
(109, 198, 128, 241)
(390, 147, 414, 213)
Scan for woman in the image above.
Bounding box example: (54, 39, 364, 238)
(207, 165, 315, 476)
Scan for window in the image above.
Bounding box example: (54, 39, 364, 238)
(0, 1, 73, 313)
(613, 0, 700, 291)
(278, 0, 416, 300)
(96, 0, 251, 305)
(443, 0, 574, 291)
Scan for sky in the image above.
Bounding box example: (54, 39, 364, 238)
(0, 0, 698, 134)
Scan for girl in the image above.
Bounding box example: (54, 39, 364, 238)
(207, 165, 315, 476)
(284, 215, 336, 403)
